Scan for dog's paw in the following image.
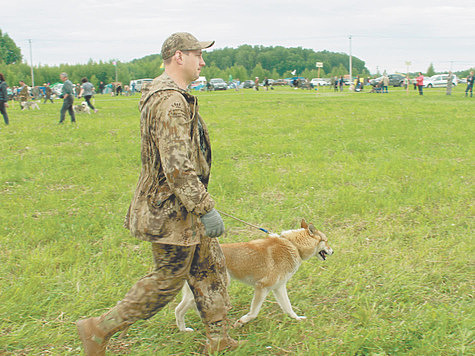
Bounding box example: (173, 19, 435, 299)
(294, 315, 307, 321)
(233, 319, 247, 328)
(182, 327, 194, 332)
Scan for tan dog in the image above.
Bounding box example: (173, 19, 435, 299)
(175, 219, 333, 331)
(20, 101, 40, 110)
(73, 101, 91, 114)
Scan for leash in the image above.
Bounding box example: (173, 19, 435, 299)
(217, 210, 272, 234)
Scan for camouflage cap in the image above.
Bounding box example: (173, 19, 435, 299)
(161, 32, 215, 60)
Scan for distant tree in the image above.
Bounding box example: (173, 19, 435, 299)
(426, 63, 436, 77)
(0, 29, 22, 64)
(203, 45, 369, 78)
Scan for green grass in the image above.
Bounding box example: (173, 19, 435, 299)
(0, 85, 473, 355)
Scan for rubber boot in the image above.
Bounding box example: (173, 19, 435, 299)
(202, 319, 245, 354)
(76, 308, 131, 356)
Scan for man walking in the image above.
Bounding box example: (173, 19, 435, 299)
(18, 80, 30, 103)
(43, 83, 54, 103)
(465, 71, 474, 97)
(78, 77, 98, 113)
(382, 74, 389, 93)
(58, 73, 75, 124)
(76, 32, 243, 355)
(416, 72, 424, 96)
(0, 73, 9, 125)
(446, 71, 454, 95)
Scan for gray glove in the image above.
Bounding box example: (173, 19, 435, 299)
(200, 209, 225, 237)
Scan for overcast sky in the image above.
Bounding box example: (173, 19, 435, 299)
(2, 0, 474, 75)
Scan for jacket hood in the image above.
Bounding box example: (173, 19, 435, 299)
(139, 72, 187, 111)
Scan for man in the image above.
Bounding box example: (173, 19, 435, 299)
(98, 81, 105, 94)
(416, 72, 424, 96)
(43, 83, 53, 104)
(76, 32, 243, 355)
(446, 71, 454, 95)
(382, 74, 389, 93)
(78, 77, 98, 113)
(59, 73, 76, 123)
(465, 71, 474, 97)
(0, 73, 9, 125)
(18, 80, 30, 103)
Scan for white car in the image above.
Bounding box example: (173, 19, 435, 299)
(129, 78, 153, 92)
(209, 78, 228, 90)
(424, 74, 458, 88)
(310, 78, 329, 86)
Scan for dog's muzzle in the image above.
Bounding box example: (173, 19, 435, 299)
(319, 250, 328, 260)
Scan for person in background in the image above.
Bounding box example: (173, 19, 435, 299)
(98, 81, 105, 94)
(115, 83, 122, 96)
(18, 80, 30, 103)
(76, 32, 244, 355)
(43, 83, 54, 104)
(416, 72, 424, 95)
(0, 73, 10, 125)
(78, 77, 98, 113)
(382, 74, 389, 93)
(465, 71, 474, 97)
(263, 77, 269, 91)
(446, 71, 454, 95)
(58, 72, 76, 124)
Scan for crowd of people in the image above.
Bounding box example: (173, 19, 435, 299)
(0, 74, 145, 126)
(0, 68, 473, 127)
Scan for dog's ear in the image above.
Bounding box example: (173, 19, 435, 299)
(301, 219, 308, 229)
(308, 223, 317, 234)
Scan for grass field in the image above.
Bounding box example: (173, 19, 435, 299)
(0, 85, 473, 355)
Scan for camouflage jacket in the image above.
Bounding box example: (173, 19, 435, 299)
(18, 85, 30, 101)
(124, 72, 214, 245)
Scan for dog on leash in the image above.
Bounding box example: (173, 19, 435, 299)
(175, 219, 333, 331)
(73, 101, 91, 114)
(20, 101, 40, 110)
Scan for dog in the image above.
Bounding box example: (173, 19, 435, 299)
(20, 101, 40, 110)
(175, 219, 333, 331)
(73, 101, 91, 114)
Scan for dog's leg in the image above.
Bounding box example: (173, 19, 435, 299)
(272, 284, 306, 321)
(234, 286, 270, 327)
(175, 282, 196, 332)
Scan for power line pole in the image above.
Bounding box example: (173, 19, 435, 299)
(349, 35, 353, 82)
(28, 39, 35, 87)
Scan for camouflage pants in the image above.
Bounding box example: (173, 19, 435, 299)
(114, 236, 230, 326)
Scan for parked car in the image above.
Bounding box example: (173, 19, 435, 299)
(310, 78, 329, 86)
(260, 79, 275, 86)
(370, 74, 405, 87)
(129, 78, 153, 92)
(241, 80, 254, 88)
(424, 74, 458, 88)
(272, 79, 288, 86)
(209, 78, 227, 90)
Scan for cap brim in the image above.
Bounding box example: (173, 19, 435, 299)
(199, 40, 215, 50)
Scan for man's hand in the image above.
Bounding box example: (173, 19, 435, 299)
(200, 209, 224, 237)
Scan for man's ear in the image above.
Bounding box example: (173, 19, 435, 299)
(174, 50, 184, 64)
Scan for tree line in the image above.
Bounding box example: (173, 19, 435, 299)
(0, 47, 369, 89)
(1, 28, 473, 88)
